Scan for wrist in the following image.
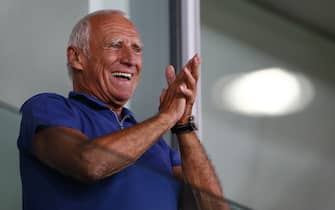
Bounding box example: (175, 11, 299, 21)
(171, 115, 198, 135)
(178, 104, 193, 124)
(157, 112, 179, 129)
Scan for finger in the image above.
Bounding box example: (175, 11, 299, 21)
(183, 67, 196, 90)
(179, 85, 195, 102)
(184, 54, 198, 69)
(165, 65, 176, 85)
(190, 54, 200, 81)
(160, 88, 167, 104)
(185, 54, 196, 69)
(184, 54, 200, 81)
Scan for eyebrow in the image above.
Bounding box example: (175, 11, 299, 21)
(104, 38, 144, 48)
(106, 38, 123, 44)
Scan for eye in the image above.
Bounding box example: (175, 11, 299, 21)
(132, 44, 143, 53)
(105, 40, 123, 49)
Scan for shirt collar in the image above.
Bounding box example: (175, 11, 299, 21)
(68, 91, 136, 121)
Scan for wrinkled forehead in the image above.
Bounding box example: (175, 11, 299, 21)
(89, 13, 141, 42)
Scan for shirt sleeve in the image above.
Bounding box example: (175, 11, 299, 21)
(17, 93, 81, 154)
(169, 147, 181, 167)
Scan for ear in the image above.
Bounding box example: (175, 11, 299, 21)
(67, 46, 85, 71)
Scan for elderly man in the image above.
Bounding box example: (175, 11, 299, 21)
(17, 10, 229, 210)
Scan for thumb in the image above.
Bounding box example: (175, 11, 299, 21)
(165, 65, 176, 85)
(160, 88, 167, 104)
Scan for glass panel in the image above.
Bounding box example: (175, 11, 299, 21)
(0, 105, 21, 210)
(200, 0, 335, 210)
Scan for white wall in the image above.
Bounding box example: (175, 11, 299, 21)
(0, 0, 88, 108)
(201, 0, 335, 209)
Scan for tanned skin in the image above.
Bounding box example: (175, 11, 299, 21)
(33, 11, 230, 210)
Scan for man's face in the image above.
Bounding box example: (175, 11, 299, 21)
(79, 13, 143, 108)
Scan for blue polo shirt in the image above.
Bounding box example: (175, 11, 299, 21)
(17, 91, 182, 210)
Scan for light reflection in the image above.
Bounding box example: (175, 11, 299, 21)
(212, 68, 315, 116)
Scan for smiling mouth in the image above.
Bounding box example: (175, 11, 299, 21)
(111, 72, 132, 80)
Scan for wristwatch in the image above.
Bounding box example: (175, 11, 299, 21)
(171, 116, 198, 134)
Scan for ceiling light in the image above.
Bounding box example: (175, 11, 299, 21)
(211, 68, 315, 116)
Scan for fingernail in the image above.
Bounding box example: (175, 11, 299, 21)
(198, 55, 202, 63)
(193, 54, 198, 63)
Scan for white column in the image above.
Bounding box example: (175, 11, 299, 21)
(89, 0, 129, 14)
(181, 0, 202, 139)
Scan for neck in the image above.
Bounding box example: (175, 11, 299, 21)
(73, 82, 124, 118)
(109, 106, 123, 118)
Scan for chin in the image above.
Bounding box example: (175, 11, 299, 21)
(108, 87, 137, 106)
(112, 95, 132, 106)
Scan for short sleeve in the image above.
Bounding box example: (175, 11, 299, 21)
(17, 93, 81, 153)
(169, 147, 181, 167)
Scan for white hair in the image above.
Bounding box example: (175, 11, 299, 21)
(67, 10, 127, 78)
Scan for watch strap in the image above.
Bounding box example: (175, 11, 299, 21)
(171, 116, 198, 134)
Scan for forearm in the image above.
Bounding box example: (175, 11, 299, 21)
(178, 132, 230, 210)
(79, 112, 175, 180)
(33, 112, 177, 183)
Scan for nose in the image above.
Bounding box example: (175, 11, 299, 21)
(120, 46, 137, 67)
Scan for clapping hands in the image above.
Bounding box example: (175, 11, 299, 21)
(159, 54, 201, 125)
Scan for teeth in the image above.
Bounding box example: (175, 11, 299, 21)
(111, 72, 132, 80)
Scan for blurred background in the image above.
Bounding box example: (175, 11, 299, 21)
(1, 0, 334, 209)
